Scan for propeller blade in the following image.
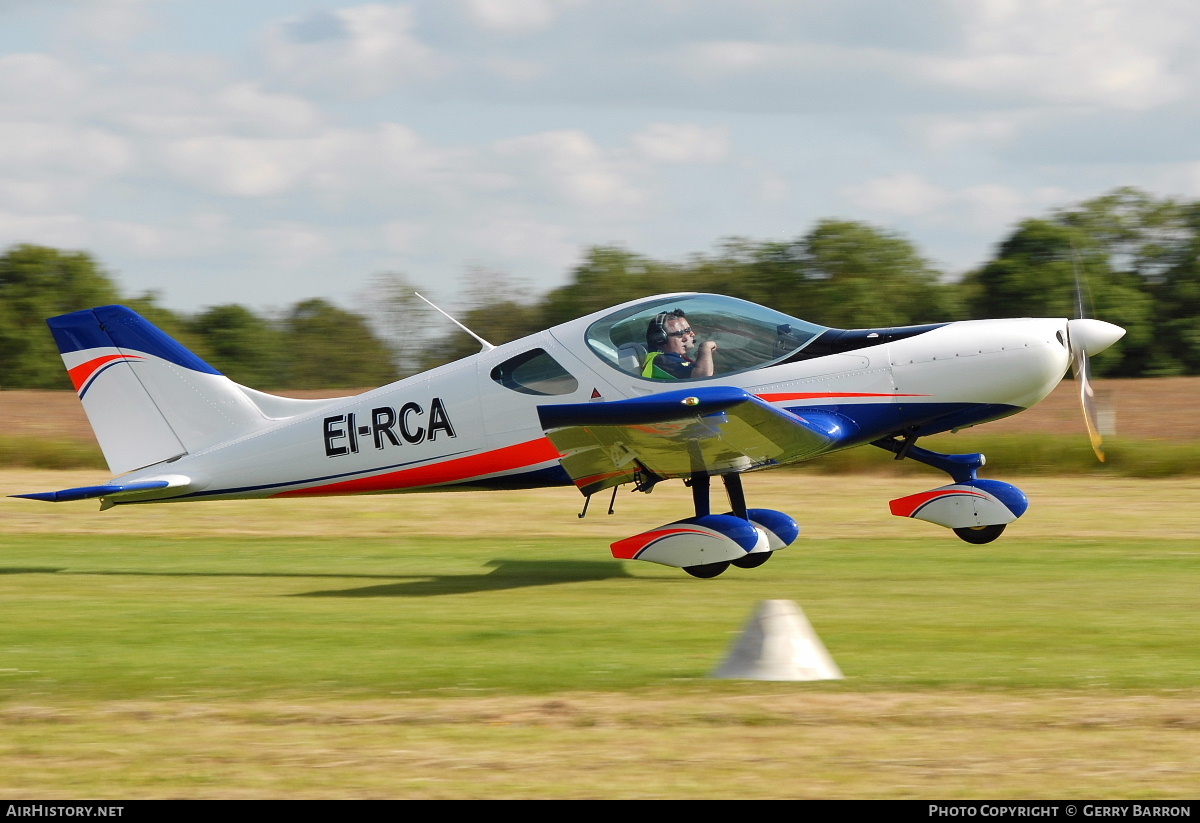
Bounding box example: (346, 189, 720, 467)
(1066, 319, 1123, 463)
(1066, 249, 1123, 463)
(1072, 347, 1106, 462)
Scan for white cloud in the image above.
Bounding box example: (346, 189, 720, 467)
(843, 172, 951, 218)
(632, 123, 730, 164)
(157, 123, 462, 199)
(0, 54, 86, 116)
(61, 0, 160, 49)
(0, 210, 89, 249)
(483, 56, 546, 81)
(472, 215, 577, 264)
(916, 111, 1031, 151)
(461, 0, 571, 33)
(161, 135, 324, 197)
(382, 219, 425, 252)
(924, 0, 1196, 110)
(842, 173, 1079, 239)
(253, 223, 337, 269)
(493, 129, 647, 209)
(264, 4, 451, 97)
(0, 122, 133, 179)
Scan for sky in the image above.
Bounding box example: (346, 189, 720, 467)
(3, 0, 1200, 314)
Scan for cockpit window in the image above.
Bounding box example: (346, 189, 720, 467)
(490, 348, 579, 396)
(585, 294, 827, 381)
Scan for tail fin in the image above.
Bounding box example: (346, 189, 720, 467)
(48, 306, 332, 475)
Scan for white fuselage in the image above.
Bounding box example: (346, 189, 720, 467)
(113, 306, 1073, 504)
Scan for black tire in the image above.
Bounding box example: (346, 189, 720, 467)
(953, 523, 1006, 544)
(683, 561, 731, 578)
(731, 552, 772, 569)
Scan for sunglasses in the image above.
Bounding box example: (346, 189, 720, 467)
(666, 327, 694, 338)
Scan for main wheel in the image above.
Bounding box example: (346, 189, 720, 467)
(731, 552, 772, 569)
(953, 523, 1006, 544)
(683, 561, 731, 578)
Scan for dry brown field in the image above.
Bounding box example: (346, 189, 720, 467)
(2, 376, 1197, 442)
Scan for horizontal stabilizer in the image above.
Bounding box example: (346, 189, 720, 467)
(11, 474, 198, 504)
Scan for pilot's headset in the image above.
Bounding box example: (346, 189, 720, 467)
(647, 309, 686, 349)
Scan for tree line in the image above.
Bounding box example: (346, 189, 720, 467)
(0, 245, 397, 390)
(2, 187, 1198, 390)
(418, 187, 1199, 378)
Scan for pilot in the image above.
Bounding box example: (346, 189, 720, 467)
(642, 309, 717, 379)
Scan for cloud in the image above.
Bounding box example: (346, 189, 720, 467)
(60, 0, 160, 49)
(253, 223, 337, 268)
(842, 172, 951, 218)
(0, 54, 86, 117)
(921, 0, 1196, 111)
(842, 172, 1075, 237)
(493, 129, 647, 209)
(157, 123, 460, 199)
(264, 4, 451, 97)
(632, 123, 730, 164)
(0, 122, 133, 183)
(461, 0, 575, 33)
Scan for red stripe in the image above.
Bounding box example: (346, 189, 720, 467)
(757, 391, 929, 402)
(889, 489, 988, 518)
(67, 354, 144, 392)
(273, 437, 564, 498)
(610, 526, 712, 560)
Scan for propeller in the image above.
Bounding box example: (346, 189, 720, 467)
(1066, 318, 1124, 461)
(1065, 249, 1125, 461)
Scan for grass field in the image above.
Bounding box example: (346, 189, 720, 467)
(2, 470, 1199, 798)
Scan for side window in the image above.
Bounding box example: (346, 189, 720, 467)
(490, 349, 579, 396)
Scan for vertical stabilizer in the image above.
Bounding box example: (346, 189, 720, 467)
(48, 306, 272, 474)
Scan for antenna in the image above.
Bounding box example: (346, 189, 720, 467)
(414, 292, 495, 352)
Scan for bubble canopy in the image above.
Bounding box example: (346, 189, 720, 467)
(584, 294, 828, 381)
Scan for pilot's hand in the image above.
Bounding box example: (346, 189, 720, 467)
(701, 340, 717, 354)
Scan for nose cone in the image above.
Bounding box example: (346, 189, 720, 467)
(1067, 318, 1125, 357)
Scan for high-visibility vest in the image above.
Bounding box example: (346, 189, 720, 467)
(641, 351, 679, 379)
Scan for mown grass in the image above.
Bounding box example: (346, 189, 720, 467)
(1, 472, 1199, 796)
(3, 532, 1199, 699)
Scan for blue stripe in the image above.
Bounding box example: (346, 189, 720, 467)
(78, 360, 133, 399)
(784, 401, 1022, 441)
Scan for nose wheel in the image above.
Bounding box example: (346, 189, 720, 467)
(683, 561, 731, 579)
(731, 552, 771, 569)
(953, 523, 1006, 544)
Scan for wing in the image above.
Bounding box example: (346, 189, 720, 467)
(537, 387, 855, 496)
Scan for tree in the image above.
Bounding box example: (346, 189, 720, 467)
(188, 304, 288, 388)
(0, 245, 122, 389)
(540, 246, 680, 327)
(791, 220, 959, 328)
(964, 190, 1176, 376)
(281, 298, 399, 389)
(355, 272, 436, 379)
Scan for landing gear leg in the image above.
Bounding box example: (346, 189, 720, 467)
(722, 473, 748, 520)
